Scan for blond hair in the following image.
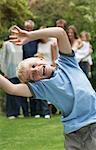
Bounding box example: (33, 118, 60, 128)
(16, 60, 29, 83)
(16, 57, 45, 83)
(80, 31, 91, 41)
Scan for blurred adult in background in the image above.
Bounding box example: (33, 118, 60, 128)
(67, 25, 93, 79)
(23, 20, 38, 59)
(67, 25, 83, 50)
(1, 37, 29, 119)
(23, 20, 40, 117)
(56, 19, 67, 31)
(37, 26, 57, 66)
(51, 19, 68, 115)
(35, 25, 57, 117)
(79, 31, 93, 79)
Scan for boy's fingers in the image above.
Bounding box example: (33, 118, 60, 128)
(9, 25, 22, 35)
(15, 42, 22, 45)
(11, 30, 19, 34)
(9, 38, 21, 43)
(9, 35, 18, 39)
(10, 25, 21, 32)
(9, 41, 22, 45)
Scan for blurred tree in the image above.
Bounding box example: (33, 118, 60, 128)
(0, 0, 33, 40)
(29, 0, 96, 35)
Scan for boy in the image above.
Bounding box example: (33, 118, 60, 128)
(0, 26, 96, 150)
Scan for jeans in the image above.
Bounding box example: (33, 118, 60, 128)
(6, 77, 29, 117)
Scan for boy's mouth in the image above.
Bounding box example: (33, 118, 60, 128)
(42, 65, 46, 76)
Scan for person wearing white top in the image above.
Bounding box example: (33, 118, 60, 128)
(37, 37, 57, 65)
(36, 33, 57, 116)
(1, 40, 29, 118)
(73, 31, 93, 78)
(79, 31, 93, 78)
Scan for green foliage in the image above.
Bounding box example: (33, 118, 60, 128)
(91, 37, 96, 90)
(1, 0, 96, 38)
(30, 0, 96, 35)
(0, 0, 33, 40)
(30, 0, 71, 27)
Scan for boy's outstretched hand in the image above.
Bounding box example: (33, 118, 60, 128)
(9, 25, 30, 45)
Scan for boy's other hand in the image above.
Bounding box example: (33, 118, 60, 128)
(9, 25, 29, 45)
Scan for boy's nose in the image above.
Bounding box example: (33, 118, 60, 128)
(31, 66, 40, 73)
(30, 68, 37, 73)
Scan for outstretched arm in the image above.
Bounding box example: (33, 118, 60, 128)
(10, 26, 72, 55)
(0, 74, 32, 97)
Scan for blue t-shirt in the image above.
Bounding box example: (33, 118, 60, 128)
(27, 51, 96, 134)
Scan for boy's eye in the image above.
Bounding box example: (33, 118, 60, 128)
(32, 65, 35, 68)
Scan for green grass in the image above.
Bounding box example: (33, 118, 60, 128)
(0, 115, 64, 150)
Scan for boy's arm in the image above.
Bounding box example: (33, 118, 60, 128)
(0, 74, 32, 97)
(51, 43, 57, 66)
(10, 26, 72, 55)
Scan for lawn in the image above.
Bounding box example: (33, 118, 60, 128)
(0, 115, 64, 150)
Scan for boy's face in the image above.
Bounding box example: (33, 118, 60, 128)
(21, 58, 55, 82)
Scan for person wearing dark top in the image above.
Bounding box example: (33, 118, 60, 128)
(23, 20, 50, 118)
